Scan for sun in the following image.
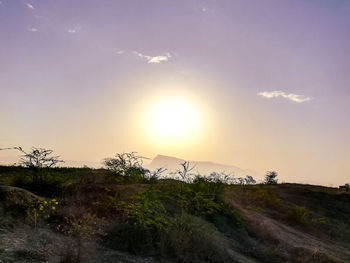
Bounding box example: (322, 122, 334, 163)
(144, 97, 202, 144)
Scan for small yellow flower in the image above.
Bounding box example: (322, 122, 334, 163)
(55, 202, 58, 205)
(52, 207, 56, 210)
(44, 201, 47, 204)
(52, 199, 56, 202)
(39, 205, 44, 211)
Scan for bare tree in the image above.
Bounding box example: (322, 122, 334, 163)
(16, 147, 64, 168)
(103, 152, 147, 176)
(171, 161, 196, 183)
(0, 146, 64, 168)
(144, 167, 167, 181)
(0, 147, 20, 151)
(1, 146, 64, 185)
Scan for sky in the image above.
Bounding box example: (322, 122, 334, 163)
(1, 0, 350, 186)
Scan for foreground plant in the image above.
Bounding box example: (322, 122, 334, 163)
(30, 197, 59, 230)
(58, 213, 108, 262)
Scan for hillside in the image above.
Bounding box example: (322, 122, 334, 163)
(0, 165, 349, 263)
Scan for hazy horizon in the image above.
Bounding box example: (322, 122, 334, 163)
(1, 0, 350, 186)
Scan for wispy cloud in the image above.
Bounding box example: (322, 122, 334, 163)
(25, 2, 35, 9)
(112, 48, 125, 55)
(68, 25, 81, 34)
(28, 27, 38, 32)
(257, 91, 311, 103)
(133, 51, 172, 64)
(195, 4, 215, 14)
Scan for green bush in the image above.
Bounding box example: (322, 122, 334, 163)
(245, 187, 283, 207)
(127, 187, 169, 229)
(10, 169, 67, 197)
(106, 222, 159, 255)
(160, 177, 225, 217)
(285, 205, 309, 225)
(162, 213, 232, 263)
(103, 186, 169, 255)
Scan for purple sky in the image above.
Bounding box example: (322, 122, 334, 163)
(1, 0, 350, 185)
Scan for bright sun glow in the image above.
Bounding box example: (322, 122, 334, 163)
(144, 97, 202, 144)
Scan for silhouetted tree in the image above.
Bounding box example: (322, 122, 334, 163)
(104, 152, 168, 183)
(103, 152, 150, 180)
(0, 146, 64, 186)
(15, 147, 64, 168)
(244, 175, 256, 185)
(0, 146, 64, 168)
(264, 171, 278, 185)
(103, 152, 145, 174)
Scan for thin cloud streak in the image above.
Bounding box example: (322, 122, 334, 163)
(133, 51, 172, 64)
(68, 25, 81, 34)
(25, 2, 35, 9)
(28, 27, 38, 32)
(257, 91, 311, 103)
(112, 48, 125, 54)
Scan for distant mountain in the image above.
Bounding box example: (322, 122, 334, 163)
(146, 154, 262, 179)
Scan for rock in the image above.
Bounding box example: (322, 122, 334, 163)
(0, 186, 39, 217)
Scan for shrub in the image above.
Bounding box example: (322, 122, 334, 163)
(58, 213, 107, 262)
(339, 183, 350, 192)
(103, 186, 169, 255)
(245, 187, 282, 207)
(103, 152, 165, 184)
(106, 222, 159, 255)
(191, 176, 225, 198)
(127, 187, 168, 229)
(264, 171, 278, 185)
(103, 152, 145, 175)
(159, 178, 224, 217)
(30, 197, 59, 230)
(162, 213, 232, 263)
(285, 205, 309, 225)
(188, 177, 222, 216)
(15, 147, 64, 169)
(11, 169, 67, 197)
(92, 188, 126, 216)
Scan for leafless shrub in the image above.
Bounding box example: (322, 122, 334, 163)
(143, 167, 167, 181)
(103, 152, 146, 176)
(171, 161, 196, 183)
(0, 146, 64, 168)
(16, 147, 64, 168)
